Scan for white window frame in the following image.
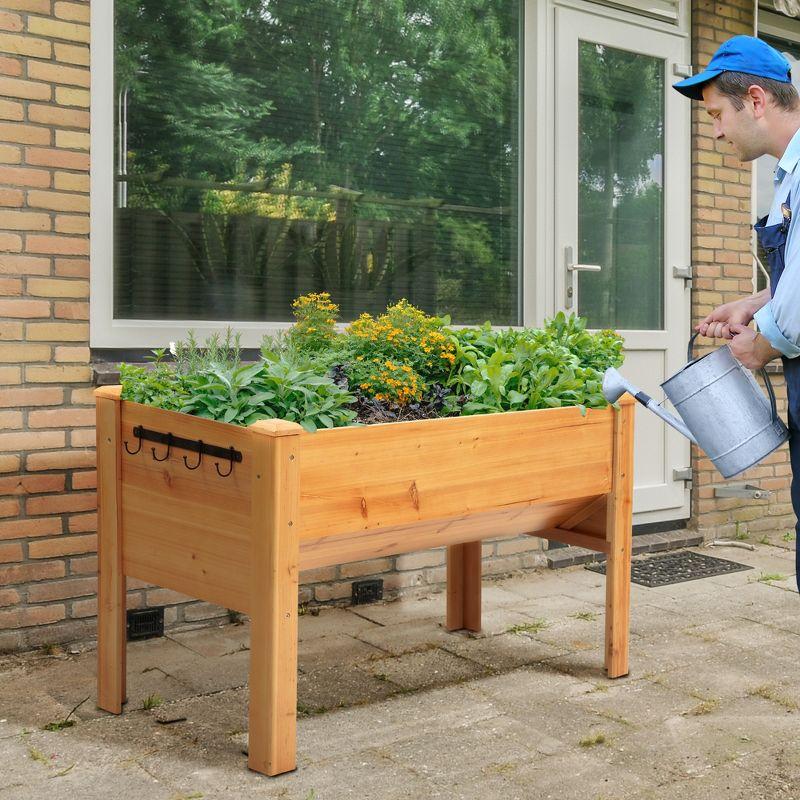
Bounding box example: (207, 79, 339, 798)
(90, 1, 533, 348)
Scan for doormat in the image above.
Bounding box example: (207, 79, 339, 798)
(585, 550, 753, 587)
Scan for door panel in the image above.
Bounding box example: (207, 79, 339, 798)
(554, 5, 690, 523)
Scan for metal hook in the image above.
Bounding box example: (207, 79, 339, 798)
(124, 427, 143, 455)
(183, 441, 203, 470)
(151, 432, 172, 462)
(214, 447, 235, 478)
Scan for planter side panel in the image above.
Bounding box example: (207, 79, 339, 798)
(299, 494, 602, 570)
(297, 405, 615, 540)
(119, 403, 254, 613)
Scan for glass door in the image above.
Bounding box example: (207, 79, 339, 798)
(554, 4, 691, 522)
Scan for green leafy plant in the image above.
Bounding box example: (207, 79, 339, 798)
(444, 313, 623, 415)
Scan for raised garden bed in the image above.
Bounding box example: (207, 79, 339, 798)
(95, 385, 634, 776)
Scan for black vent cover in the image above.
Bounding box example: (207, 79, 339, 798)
(352, 579, 383, 605)
(126, 607, 165, 641)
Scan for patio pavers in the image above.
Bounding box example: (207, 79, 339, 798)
(1, 543, 799, 799)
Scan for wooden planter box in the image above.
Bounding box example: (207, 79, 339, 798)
(95, 386, 635, 776)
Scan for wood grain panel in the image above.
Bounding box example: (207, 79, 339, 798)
(119, 400, 253, 612)
(297, 405, 614, 539)
(298, 495, 596, 569)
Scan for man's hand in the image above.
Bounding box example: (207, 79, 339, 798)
(696, 291, 769, 340)
(728, 323, 781, 369)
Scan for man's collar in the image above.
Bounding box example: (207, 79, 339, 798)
(775, 125, 800, 183)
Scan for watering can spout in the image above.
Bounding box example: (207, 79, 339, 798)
(602, 368, 698, 445)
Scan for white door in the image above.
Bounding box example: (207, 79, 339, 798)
(553, 5, 691, 524)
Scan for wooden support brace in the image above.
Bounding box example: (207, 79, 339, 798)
(445, 541, 482, 632)
(604, 397, 635, 679)
(95, 386, 127, 714)
(247, 419, 303, 777)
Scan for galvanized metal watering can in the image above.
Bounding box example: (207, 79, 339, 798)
(602, 333, 789, 479)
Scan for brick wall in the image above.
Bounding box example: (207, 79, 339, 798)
(690, 0, 795, 541)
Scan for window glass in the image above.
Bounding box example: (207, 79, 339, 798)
(114, 0, 521, 324)
(576, 41, 665, 330)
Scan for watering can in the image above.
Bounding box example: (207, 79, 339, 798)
(602, 333, 789, 479)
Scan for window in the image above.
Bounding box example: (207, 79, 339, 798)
(109, 0, 521, 337)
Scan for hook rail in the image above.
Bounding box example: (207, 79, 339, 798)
(124, 425, 242, 477)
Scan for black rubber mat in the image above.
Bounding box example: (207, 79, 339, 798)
(585, 550, 753, 587)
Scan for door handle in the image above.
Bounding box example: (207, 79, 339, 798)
(564, 246, 602, 308)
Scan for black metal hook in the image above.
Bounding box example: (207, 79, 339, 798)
(151, 432, 172, 462)
(214, 447, 235, 478)
(183, 441, 203, 470)
(124, 427, 143, 455)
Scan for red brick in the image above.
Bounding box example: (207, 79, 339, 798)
(0, 164, 50, 188)
(0, 233, 21, 252)
(67, 511, 95, 532)
(28, 105, 89, 129)
(0, 430, 64, 451)
(0, 588, 18, 607)
(0, 473, 65, 495)
(0, 560, 64, 584)
(0, 277, 20, 294)
(0, 122, 50, 145)
(0, 409, 21, 426)
(0, 387, 62, 407)
(0, 255, 50, 276)
(54, 258, 88, 278)
(54, 345, 89, 362)
(27, 576, 96, 603)
(0, 516, 61, 541)
(0, 209, 50, 230)
(0, 99, 22, 121)
(28, 408, 94, 428)
(0, 13, 22, 33)
(0, 187, 23, 206)
(69, 428, 94, 447)
(68, 554, 96, 574)
(28, 61, 91, 89)
(54, 42, 88, 66)
(0, 56, 21, 77)
(0, 498, 19, 518)
(29, 533, 96, 558)
(0, 298, 49, 317)
(54, 300, 88, 319)
(26, 491, 95, 516)
(70, 470, 95, 490)
(0, 542, 21, 563)
(26, 235, 88, 256)
(25, 146, 88, 170)
(26, 449, 95, 470)
(0, 605, 65, 630)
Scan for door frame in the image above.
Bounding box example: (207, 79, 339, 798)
(524, 0, 692, 524)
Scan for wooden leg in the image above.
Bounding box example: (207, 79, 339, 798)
(446, 541, 482, 632)
(605, 398, 635, 679)
(95, 391, 126, 713)
(248, 420, 302, 776)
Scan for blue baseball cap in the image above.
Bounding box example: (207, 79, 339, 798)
(673, 35, 792, 100)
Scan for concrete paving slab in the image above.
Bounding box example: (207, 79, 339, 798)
(3, 557, 800, 798)
(360, 646, 489, 692)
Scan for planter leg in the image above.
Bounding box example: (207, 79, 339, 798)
(605, 398, 635, 679)
(446, 542, 482, 632)
(95, 390, 126, 713)
(248, 420, 302, 776)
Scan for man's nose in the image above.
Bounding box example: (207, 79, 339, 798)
(713, 121, 724, 140)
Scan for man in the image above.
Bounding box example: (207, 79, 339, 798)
(674, 35, 800, 589)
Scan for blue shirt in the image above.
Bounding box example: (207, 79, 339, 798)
(754, 125, 800, 358)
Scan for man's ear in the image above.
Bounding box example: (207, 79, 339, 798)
(748, 84, 770, 118)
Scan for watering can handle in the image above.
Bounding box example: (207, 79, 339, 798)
(687, 331, 781, 425)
